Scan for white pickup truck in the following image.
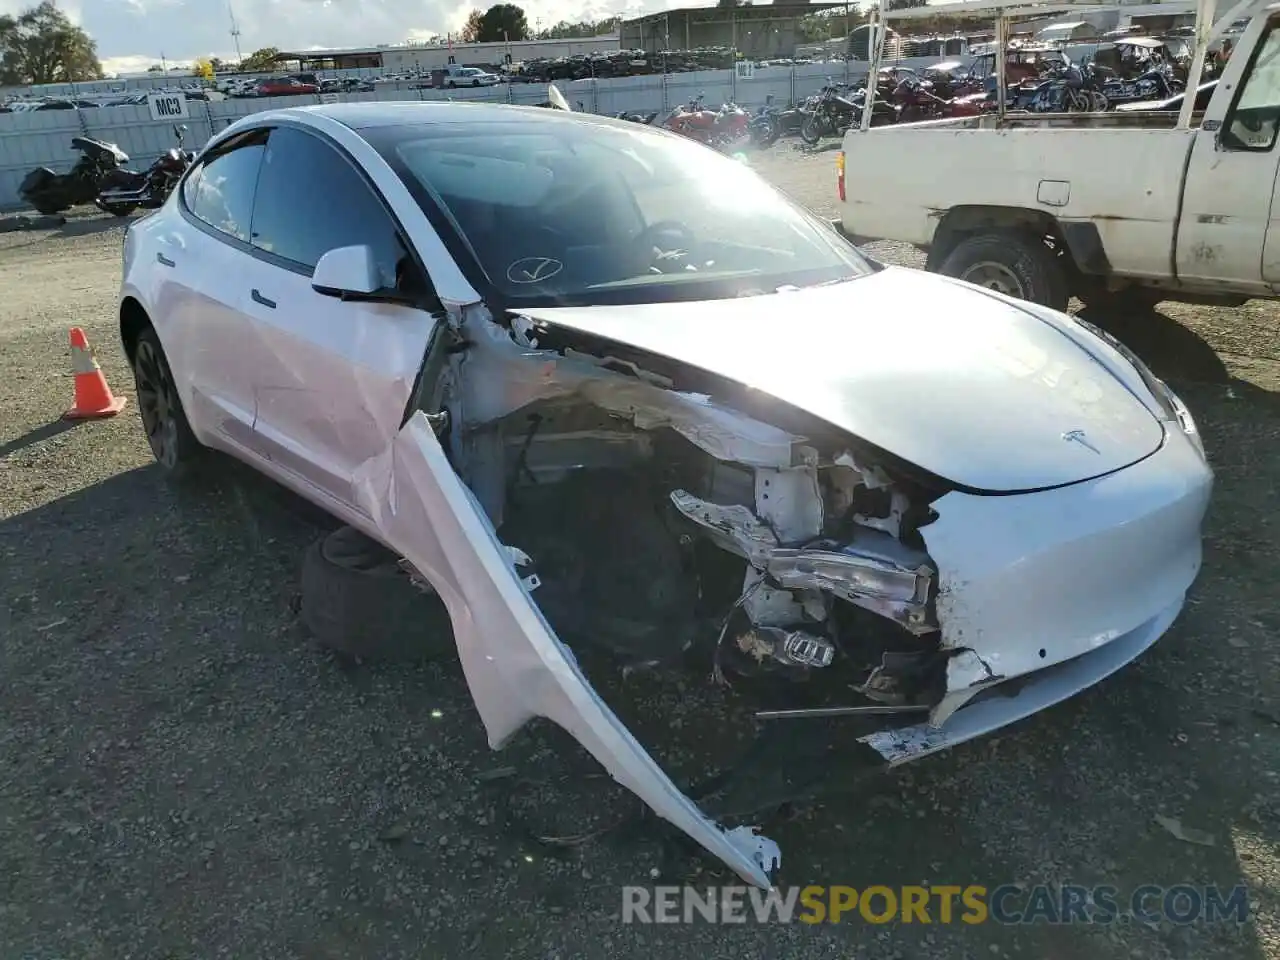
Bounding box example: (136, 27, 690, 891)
(837, 2, 1280, 311)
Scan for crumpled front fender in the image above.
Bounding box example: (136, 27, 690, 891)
(352, 412, 779, 887)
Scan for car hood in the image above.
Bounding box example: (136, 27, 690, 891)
(512, 267, 1165, 492)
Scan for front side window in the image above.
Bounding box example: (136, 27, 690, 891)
(1222, 20, 1280, 151)
(186, 133, 267, 242)
(372, 116, 868, 306)
(249, 125, 413, 289)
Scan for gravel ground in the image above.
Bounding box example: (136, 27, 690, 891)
(2, 146, 1279, 959)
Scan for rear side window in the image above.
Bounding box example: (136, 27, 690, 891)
(248, 125, 406, 285)
(186, 137, 266, 243)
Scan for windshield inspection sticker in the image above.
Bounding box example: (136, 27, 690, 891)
(507, 257, 563, 284)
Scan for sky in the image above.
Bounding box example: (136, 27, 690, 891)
(8, 0, 695, 75)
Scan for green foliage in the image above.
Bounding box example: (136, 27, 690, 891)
(0, 1, 103, 85)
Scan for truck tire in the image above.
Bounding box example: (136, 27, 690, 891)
(937, 232, 1068, 311)
(300, 526, 454, 662)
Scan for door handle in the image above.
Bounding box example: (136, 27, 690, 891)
(156, 252, 175, 267)
(250, 288, 276, 309)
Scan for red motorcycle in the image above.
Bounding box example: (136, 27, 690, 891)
(660, 94, 750, 149)
(893, 75, 988, 122)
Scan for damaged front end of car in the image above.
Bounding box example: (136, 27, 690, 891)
(352, 299, 1208, 887)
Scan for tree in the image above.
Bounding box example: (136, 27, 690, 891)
(0, 1, 103, 85)
(192, 56, 214, 79)
(238, 46, 281, 72)
(475, 3, 529, 43)
(536, 15, 621, 39)
(460, 9, 484, 43)
(147, 63, 164, 72)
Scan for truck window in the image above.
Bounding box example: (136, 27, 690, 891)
(1221, 20, 1280, 151)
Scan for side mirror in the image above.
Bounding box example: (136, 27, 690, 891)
(312, 245, 382, 298)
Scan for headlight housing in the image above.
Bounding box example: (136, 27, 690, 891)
(1073, 316, 1204, 458)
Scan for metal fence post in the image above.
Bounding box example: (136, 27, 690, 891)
(203, 99, 216, 141)
(591, 78, 599, 114)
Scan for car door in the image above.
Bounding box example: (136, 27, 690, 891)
(1176, 16, 1280, 290)
(162, 129, 268, 453)
(237, 123, 442, 512)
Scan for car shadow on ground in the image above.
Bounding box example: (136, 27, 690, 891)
(57, 214, 134, 240)
(1078, 303, 1230, 384)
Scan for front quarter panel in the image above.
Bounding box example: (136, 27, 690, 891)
(353, 413, 778, 889)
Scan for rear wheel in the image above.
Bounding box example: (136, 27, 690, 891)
(131, 326, 205, 476)
(937, 231, 1069, 311)
(800, 114, 822, 145)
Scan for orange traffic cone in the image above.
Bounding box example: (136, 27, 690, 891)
(65, 327, 127, 419)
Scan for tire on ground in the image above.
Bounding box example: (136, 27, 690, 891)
(300, 525, 454, 661)
(937, 231, 1069, 311)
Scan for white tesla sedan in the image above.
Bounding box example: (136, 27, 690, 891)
(118, 100, 1212, 887)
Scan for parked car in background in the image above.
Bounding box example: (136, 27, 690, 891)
(258, 78, 320, 97)
(444, 67, 502, 88)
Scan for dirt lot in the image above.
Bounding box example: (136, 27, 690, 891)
(2, 146, 1279, 959)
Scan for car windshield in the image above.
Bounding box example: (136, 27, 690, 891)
(371, 116, 868, 306)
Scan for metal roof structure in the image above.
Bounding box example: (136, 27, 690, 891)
(623, 2, 853, 26)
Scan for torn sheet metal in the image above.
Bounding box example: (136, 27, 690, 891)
(671, 489, 935, 633)
(859, 596, 1184, 764)
(460, 313, 804, 469)
(352, 413, 777, 888)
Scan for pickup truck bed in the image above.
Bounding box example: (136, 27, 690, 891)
(842, 114, 1199, 282)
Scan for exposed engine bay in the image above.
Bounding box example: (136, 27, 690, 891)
(439, 305, 954, 716)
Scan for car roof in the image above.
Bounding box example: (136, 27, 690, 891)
(261, 100, 619, 132)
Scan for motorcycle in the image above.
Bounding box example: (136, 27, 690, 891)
(614, 109, 659, 124)
(1096, 60, 1181, 105)
(774, 94, 818, 137)
(892, 74, 987, 123)
(1024, 62, 1110, 113)
(96, 124, 195, 217)
(660, 94, 751, 150)
(19, 135, 129, 216)
(748, 95, 782, 148)
(800, 84, 896, 145)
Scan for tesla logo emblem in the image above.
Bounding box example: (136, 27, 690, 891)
(506, 257, 563, 284)
(1062, 429, 1101, 454)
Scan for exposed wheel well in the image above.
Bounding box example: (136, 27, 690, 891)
(926, 206, 1077, 276)
(119, 297, 151, 365)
